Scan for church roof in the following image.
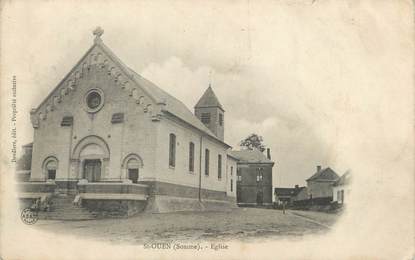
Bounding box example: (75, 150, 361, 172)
(229, 149, 274, 164)
(306, 167, 339, 182)
(195, 86, 224, 111)
(34, 31, 230, 147)
(126, 68, 221, 141)
(99, 42, 228, 145)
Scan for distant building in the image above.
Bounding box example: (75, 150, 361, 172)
(274, 185, 305, 205)
(230, 148, 274, 207)
(306, 166, 339, 200)
(16, 143, 33, 182)
(332, 171, 351, 204)
(293, 186, 309, 201)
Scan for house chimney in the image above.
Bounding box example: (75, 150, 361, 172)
(317, 165, 321, 172)
(266, 148, 271, 160)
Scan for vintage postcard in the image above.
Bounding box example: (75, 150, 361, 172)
(0, 0, 413, 259)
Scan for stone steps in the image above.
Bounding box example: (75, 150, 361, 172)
(38, 194, 97, 220)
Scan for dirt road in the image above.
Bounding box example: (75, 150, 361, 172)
(33, 208, 340, 244)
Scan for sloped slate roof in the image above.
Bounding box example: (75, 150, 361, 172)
(35, 38, 229, 146)
(229, 149, 273, 164)
(306, 167, 339, 182)
(334, 171, 351, 186)
(126, 69, 221, 139)
(97, 42, 224, 143)
(195, 86, 224, 110)
(275, 186, 306, 197)
(274, 188, 296, 196)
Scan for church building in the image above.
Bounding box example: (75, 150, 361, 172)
(20, 28, 237, 216)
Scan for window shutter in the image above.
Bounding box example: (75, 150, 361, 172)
(111, 113, 124, 124)
(61, 116, 73, 126)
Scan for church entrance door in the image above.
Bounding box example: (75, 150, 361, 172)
(83, 159, 101, 182)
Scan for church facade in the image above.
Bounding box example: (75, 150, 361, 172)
(23, 28, 237, 215)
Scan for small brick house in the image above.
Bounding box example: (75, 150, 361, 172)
(230, 149, 274, 207)
(18, 28, 238, 216)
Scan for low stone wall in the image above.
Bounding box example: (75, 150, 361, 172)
(55, 180, 78, 192)
(145, 195, 235, 213)
(77, 182, 148, 195)
(82, 200, 147, 218)
(140, 181, 228, 201)
(15, 171, 31, 182)
(16, 182, 57, 193)
(77, 182, 149, 217)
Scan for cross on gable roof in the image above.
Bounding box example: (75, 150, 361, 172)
(32, 29, 231, 148)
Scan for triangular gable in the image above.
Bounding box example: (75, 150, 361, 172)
(30, 39, 161, 127)
(29, 31, 231, 148)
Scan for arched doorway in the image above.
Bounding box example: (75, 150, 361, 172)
(121, 154, 143, 183)
(72, 136, 110, 182)
(80, 144, 105, 182)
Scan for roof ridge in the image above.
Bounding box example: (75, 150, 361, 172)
(195, 86, 224, 110)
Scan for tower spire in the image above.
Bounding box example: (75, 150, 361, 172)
(194, 83, 225, 141)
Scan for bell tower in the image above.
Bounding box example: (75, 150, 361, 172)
(194, 85, 224, 141)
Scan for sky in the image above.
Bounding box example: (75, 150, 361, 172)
(1, 0, 413, 188)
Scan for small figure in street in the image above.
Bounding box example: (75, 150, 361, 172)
(282, 201, 286, 214)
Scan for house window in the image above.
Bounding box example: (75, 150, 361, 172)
(237, 168, 242, 181)
(169, 134, 176, 167)
(237, 175, 242, 181)
(218, 154, 222, 180)
(205, 149, 210, 176)
(256, 168, 264, 182)
(201, 113, 211, 124)
(189, 142, 195, 172)
(219, 113, 223, 126)
(230, 179, 233, 192)
(231, 166, 233, 176)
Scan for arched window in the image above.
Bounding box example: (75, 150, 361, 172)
(169, 134, 176, 167)
(189, 142, 195, 172)
(127, 158, 140, 183)
(43, 157, 58, 180)
(121, 153, 143, 183)
(205, 149, 210, 176)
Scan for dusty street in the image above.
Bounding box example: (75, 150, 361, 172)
(32, 208, 340, 244)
